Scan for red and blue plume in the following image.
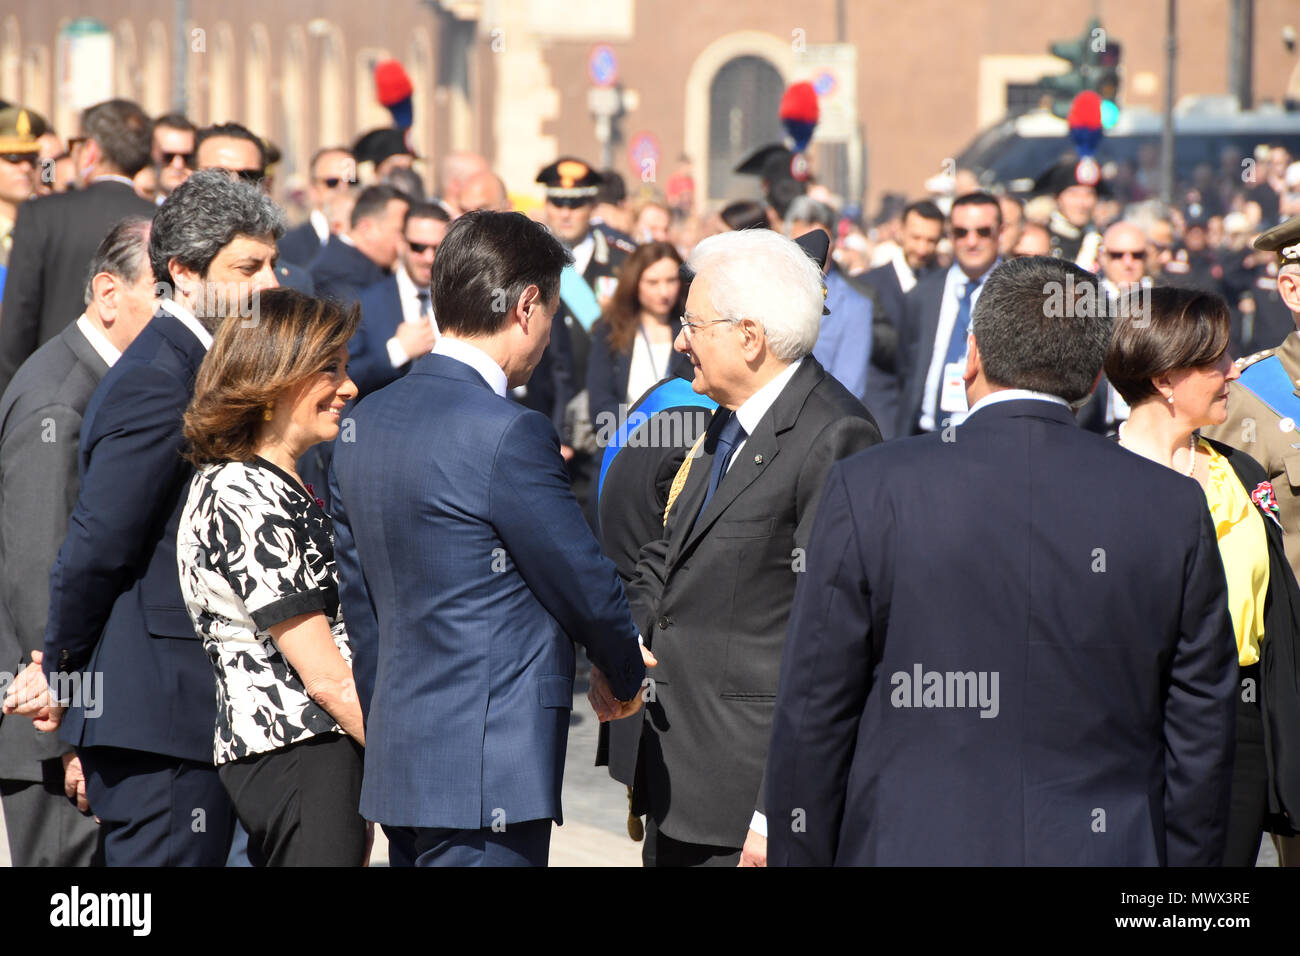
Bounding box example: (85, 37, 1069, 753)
(375, 59, 414, 130)
(1066, 90, 1103, 159)
(779, 82, 819, 154)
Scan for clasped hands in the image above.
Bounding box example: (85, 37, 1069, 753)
(2, 650, 66, 732)
(588, 643, 657, 722)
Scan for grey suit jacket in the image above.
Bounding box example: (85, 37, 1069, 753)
(606, 356, 881, 848)
(0, 322, 109, 779)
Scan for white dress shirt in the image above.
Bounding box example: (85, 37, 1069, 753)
(310, 208, 330, 245)
(626, 328, 674, 406)
(433, 336, 508, 398)
(161, 298, 213, 350)
(385, 265, 439, 369)
(918, 261, 998, 432)
(890, 246, 919, 296)
(569, 232, 595, 277)
(75, 314, 122, 367)
(964, 388, 1070, 417)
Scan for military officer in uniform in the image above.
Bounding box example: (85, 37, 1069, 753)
(535, 157, 636, 518)
(1033, 158, 1102, 269)
(1224, 233, 1296, 358)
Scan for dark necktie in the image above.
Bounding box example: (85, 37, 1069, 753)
(696, 413, 746, 522)
(932, 278, 980, 421)
(417, 289, 432, 321)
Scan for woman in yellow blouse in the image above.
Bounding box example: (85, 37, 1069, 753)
(1106, 286, 1296, 865)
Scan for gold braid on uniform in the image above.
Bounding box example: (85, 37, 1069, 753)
(662, 432, 707, 527)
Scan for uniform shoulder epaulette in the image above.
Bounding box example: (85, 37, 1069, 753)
(610, 234, 637, 255)
(1235, 348, 1275, 370)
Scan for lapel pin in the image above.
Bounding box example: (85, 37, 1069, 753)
(754, 454, 763, 465)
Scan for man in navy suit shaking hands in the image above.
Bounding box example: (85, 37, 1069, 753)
(330, 211, 649, 867)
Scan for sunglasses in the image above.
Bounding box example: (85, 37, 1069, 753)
(67, 136, 87, 151)
(548, 197, 591, 210)
(0, 152, 36, 165)
(316, 177, 350, 189)
(222, 167, 265, 185)
(406, 241, 436, 254)
(952, 226, 996, 239)
(161, 151, 194, 168)
(1105, 249, 1147, 261)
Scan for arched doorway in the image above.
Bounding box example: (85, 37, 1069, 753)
(708, 55, 785, 202)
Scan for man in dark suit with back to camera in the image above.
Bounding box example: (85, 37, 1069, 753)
(0, 98, 156, 395)
(601, 228, 881, 867)
(0, 216, 155, 866)
(310, 183, 408, 306)
(330, 210, 648, 867)
(767, 255, 1238, 866)
(3, 170, 284, 866)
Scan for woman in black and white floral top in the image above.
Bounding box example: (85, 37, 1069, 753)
(178, 289, 365, 866)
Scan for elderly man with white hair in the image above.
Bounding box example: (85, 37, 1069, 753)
(597, 227, 881, 867)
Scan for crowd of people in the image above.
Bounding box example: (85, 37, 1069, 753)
(0, 89, 1296, 867)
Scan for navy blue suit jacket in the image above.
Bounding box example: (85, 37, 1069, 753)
(862, 262, 907, 440)
(766, 399, 1238, 866)
(309, 236, 388, 305)
(893, 268, 947, 438)
(43, 308, 216, 763)
(278, 221, 325, 269)
(330, 352, 645, 830)
(348, 275, 407, 397)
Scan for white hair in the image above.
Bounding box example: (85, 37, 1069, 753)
(685, 229, 823, 361)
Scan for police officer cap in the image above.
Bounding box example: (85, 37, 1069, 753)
(1254, 215, 1300, 266)
(536, 157, 602, 200)
(0, 106, 46, 155)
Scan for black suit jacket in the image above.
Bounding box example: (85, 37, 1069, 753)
(606, 357, 881, 848)
(44, 307, 217, 762)
(0, 323, 109, 779)
(309, 235, 388, 305)
(0, 180, 155, 395)
(894, 268, 949, 438)
(585, 318, 692, 431)
(278, 221, 325, 269)
(767, 399, 1237, 866)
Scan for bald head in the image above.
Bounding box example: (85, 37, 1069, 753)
(440, 151, 489, 210)
(1100, 221, 1149, 288)
(457, 170, 508, 213)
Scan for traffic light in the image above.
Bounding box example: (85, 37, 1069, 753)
(1041, 17, 1122, 122)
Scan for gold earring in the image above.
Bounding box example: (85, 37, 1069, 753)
(263, 406, 273, 421)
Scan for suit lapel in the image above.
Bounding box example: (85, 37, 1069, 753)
(62, 322, 110, 381)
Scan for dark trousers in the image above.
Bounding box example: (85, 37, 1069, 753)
(78, 744, 236, 867)
(0, 757, 103, 867)
(1224, 663, 1269, 866)
(642, 816, 741, 868)
(218, 732, 365, 867)
(390, 818, 552, 867)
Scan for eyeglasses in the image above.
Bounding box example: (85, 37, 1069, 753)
(1104, 248, 1147, 261)
(0, 152, 36, 165)
(548, 197, 592, 210)
(952, 226, 996, 239)
(406, 241, 436, 254)
(680, 316, 736, 340)
(160, 151, 194, 168)
(67, 136, 87, 152)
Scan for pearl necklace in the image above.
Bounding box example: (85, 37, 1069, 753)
(1118, 423, 1198, 478)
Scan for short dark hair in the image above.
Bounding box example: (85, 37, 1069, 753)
(310, 145, 353, 174)
(598, 169, 626, 204)
(405, 201, 451, 229)
(150, 169, 285, 289)
(432, 211, 573, 337)
(1104, 287, 1232, 406)
(153, 113, 196, 136)
(84, 216, 152, 306)
(950, 191, 1002, 226)
(195, 122, 266, 169)
(970, 255, 1111, 404)
(383, 166, 427, 202)
(902, 199, 944, 224)
(767, 178, 806, 220)
(81, 99, 152, 177)
(350, 184, 408, 229)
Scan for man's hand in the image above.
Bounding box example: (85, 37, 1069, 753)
(738, 827, 767, 867)
(559, 444, 575, 463)
(61, 752, 90, 813)
(588, 645, 658, 722)
(394, 320, 437, 361)
(2, 651, 65, 731)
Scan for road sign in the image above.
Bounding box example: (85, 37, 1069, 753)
(588, 44, 619, 88)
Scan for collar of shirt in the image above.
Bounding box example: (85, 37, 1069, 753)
(966, 388, 1069, 417)
(946, 259, 998, 298)
(160, 298, 213, 350)
(569, 232, 595, 277)
(89, 174, 138, 189)
(733, 358, 804, 437)
(433, 336, 508, 397)
(338, 232, 357, 249)
(891, 246, 918, 294)
(75, 314, 122, 367)
(394, 263, 421, 320)
(310, 208, 330, 244)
